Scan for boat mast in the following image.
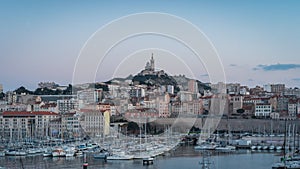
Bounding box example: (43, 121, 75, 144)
(293, 124, 296, 155)
(283, 119, 287, 167)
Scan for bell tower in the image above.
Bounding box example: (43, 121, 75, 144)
(150, 53, 155, 71)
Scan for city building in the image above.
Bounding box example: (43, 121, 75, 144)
(226, 83, 241, 95)
(97, 103, 111, 112)
(271, 84, 285, 94)
(6, 91, 17, 105)
(178, 91, 193, 102)
(79, 109, 109, 138)
(285, 87, 300, 97)
(239, 86, 250, 95)
(229, 95, 243, 114)
(49, 113, 81, 139)
(129, 87, 145, 98)
(171, 100, 202, 117)
(250, 86, 265, 96)
(0, 111, 59, 141)
(167, 85, 174, 94)
(242, 103, 255, 116)
(188, 79, 198, 94)
(57, 98, 78, 114)
(77, 89, 103, 108)
(0, 104, 27, 112)
(277, 96, 290, 113)
(254, 103, 272, 118)
(263, 84, 272, 92)
(124, 108, 159, 122)
(288, 99, 300, 117)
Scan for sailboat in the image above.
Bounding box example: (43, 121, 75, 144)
(272, 121, 300, 169)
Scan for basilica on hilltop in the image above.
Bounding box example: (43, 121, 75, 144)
(138, 54, 167, 77)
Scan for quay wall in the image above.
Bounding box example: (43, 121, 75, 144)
(154, 118, 300, 134)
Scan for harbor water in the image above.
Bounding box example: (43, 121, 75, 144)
(0, 146, 280, 169)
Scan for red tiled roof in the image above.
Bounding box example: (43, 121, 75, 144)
(3, 111, 59, 117)
(79, 109, 105, 113)
(40, 103, 57, 108)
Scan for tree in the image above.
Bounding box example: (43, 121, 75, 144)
(63, 84, 72, 95)
(0, 92, 5, 100)
(236, 108, 245, 114)
(127, 122, 139, 134)
(94, 83, 109, 91)
(14, 86, 33, 94)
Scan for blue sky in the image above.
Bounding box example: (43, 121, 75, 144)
(1, 0, 300, 91)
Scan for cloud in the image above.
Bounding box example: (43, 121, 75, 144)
(253, 64, 300, 71)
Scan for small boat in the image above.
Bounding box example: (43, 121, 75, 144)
(5, 150, 27, 156)
(276, 146, 283, 151)
(43, 148, 53, 157)
(263, 145, 269, 150)
(272, 161, 300, 169)
(27, 148, 42, 155)
(43, 152, 52, 157)
(215, 145, 236, 152)
(65, 150, 75, 157)
(93, 152, 108, 159)
(107, 152, 134, 160)
(251, 146, 257, 150)
(194, 144, 217, 150)
(75, 151, 83, 157)
(256, 145, 262, 150)
(269, 145, 275, 150)
(0, 151, 5, 157)
(77, 144, 87, 151)
(52, 147, 66, 157)
(65, 147, 75, 157)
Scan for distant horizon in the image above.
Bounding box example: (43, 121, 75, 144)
(2, 72, 299, 93)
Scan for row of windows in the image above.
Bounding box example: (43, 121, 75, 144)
(256, 109, 271, 112)
(256, 105, 271, 108)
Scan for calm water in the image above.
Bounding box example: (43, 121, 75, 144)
(0, 146, 280, 169)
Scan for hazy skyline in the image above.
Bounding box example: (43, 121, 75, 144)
(1, 1, 300, 91)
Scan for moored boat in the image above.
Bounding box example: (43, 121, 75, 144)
(52, 147, 66, 157)
(75, 150, 83, 157)
(107, 151, 134, 160)
(65, 147, 75, 157)
(272, 161, 300, 169)
(194, 143, 217, 150)
(93, 152, 108, 159)
(215, 145, 236, 152)
(5, 150, 27, 156)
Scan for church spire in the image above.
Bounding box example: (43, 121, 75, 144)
(150, 53, 155, 71)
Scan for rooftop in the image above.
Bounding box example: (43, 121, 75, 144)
(3, 111, 59, 117)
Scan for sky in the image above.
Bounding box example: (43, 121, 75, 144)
(1, 0, 300, 91)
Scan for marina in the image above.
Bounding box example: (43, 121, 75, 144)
(0, 119, 299, 169)
(0, 145, 284, 169)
